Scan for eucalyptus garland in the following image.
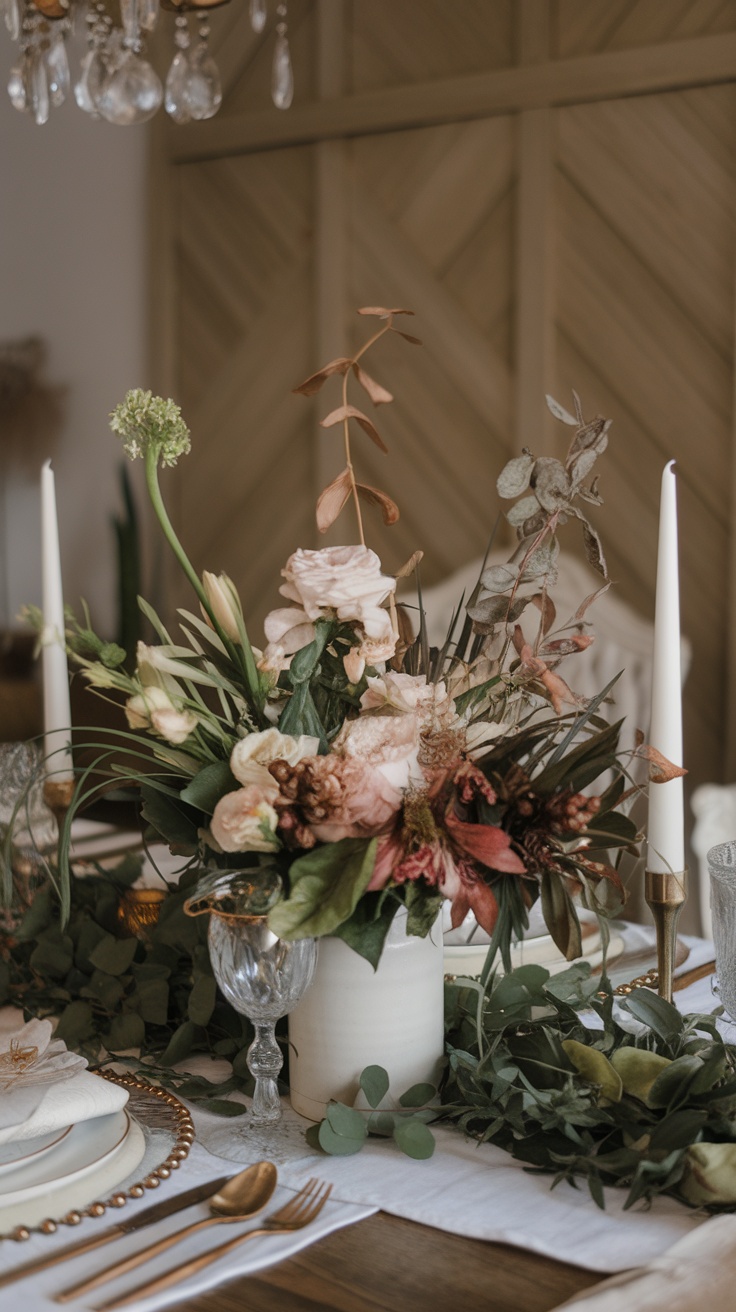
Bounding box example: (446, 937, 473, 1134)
(443, 962, 736, 1210)
(0, 858, 260, 1113)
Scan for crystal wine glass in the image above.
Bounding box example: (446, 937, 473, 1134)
(185, 869, 317, 1163)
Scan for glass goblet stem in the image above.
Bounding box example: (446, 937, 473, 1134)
(248, 1021, 283, 1121)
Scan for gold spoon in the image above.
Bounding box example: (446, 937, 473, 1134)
(56, 1160, 278, 1304)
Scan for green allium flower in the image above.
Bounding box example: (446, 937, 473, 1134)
(110, 389, 191, 467)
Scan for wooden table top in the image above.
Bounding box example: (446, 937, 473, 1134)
(170, 1210, 605, 1312)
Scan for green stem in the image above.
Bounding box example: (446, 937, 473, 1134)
(145, 447, 209, 612)
(144, 448, 266, 726)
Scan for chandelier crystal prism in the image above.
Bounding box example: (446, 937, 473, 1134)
(3, 0, 293, 125)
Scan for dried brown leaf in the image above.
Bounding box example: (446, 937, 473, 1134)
(581, 520, 608, 579)
(394, 550, 424, 580)
(292, 358, 352, 396)
(358, 306, 415, 318)
(352, 363, 393, 406)
(530, 592, 556, 635)
(639, 744, 688, 783)
(573, 581, 611, 622)
(316, 467, 352, 533)
(320, 404, 389, 453)
(391, 329, 423, 345)
(356, 481, 400, 525)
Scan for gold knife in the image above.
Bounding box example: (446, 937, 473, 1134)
(0, 1176, 233, 1288)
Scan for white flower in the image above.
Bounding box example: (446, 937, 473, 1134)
(262, 607, 315, 656)
(230, 729, 320, 788)
(360, 671, 451, 727)
(210, 784, 280, 853)
(125, 686, 199, 745)
(202, 571, 243, 643)
(279, 545, 396, 632)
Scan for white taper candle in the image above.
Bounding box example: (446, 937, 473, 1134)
(647, 461, 684, 873)
(41, 460, 74, 780)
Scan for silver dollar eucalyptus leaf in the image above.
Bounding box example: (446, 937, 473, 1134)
(506, 494, 540, 527)
(479, 563, 519, 595)
(496, 451, 534, 499)
(530, 457, 572, 512)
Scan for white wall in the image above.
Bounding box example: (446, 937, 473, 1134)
(0, 69, 147, 638)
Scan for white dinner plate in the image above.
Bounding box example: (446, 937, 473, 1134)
(0, 1110, 131, 1209)
(0, 1124, 71, 1178)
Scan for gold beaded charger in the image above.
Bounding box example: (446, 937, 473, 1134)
(1, 1071, 195, 1242)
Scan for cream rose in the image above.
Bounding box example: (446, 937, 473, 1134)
(332, 713, 422, 792)
(278, 545, 396, 635)
(125, 686, 199, 745)
(210, 783, 280, 853)
(360, 671, 451, 726)
(230, 729, 320, 788)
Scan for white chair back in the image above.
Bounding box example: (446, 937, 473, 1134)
(691, 783, 736, 939)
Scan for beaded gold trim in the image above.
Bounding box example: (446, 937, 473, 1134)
(3, 1069, 196, 1243)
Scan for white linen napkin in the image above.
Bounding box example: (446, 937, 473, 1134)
(0, 1018, 88, 1131)
(553, 1215, 736, 1311)
(0, 1010, 128, 1147)
(0, 1069, 130, 1148)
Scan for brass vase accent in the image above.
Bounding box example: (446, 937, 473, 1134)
(117, 888, 167, 938)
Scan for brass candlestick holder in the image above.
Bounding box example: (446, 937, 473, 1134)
(42, 776, 76, 839)
(644, 868, 688, 1003)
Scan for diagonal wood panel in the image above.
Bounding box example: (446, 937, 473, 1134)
(555, 85, 735, 798)
(554, 0, 736, 56)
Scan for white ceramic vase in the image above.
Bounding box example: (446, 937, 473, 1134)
(288, 908, 445, 1122)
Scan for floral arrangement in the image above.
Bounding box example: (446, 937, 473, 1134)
(47, 308, 648, 970)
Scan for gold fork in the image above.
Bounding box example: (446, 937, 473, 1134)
(94, 1178, 333, 1312)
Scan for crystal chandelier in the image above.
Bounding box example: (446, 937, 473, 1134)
(1, 0, 293, 126)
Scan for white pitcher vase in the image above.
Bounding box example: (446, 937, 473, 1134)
(288, 908, 445, 1122)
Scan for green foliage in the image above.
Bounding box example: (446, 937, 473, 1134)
(443, 963, 736, 1211)
(0, 860, 268, 1113)
(268, 838, 378, 942)
(307, 1064, 438, 1160)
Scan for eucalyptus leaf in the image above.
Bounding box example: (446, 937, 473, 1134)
(326, 1101, 369, 1140)
(360, 1064, 390, 1108)
(398, 1082, 436, 1108)
(497, 452, 534, 499)
(188, 973, 217, 1026)
(317, 1120, 365, 1156)
(393, 1118, 436, 1159)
